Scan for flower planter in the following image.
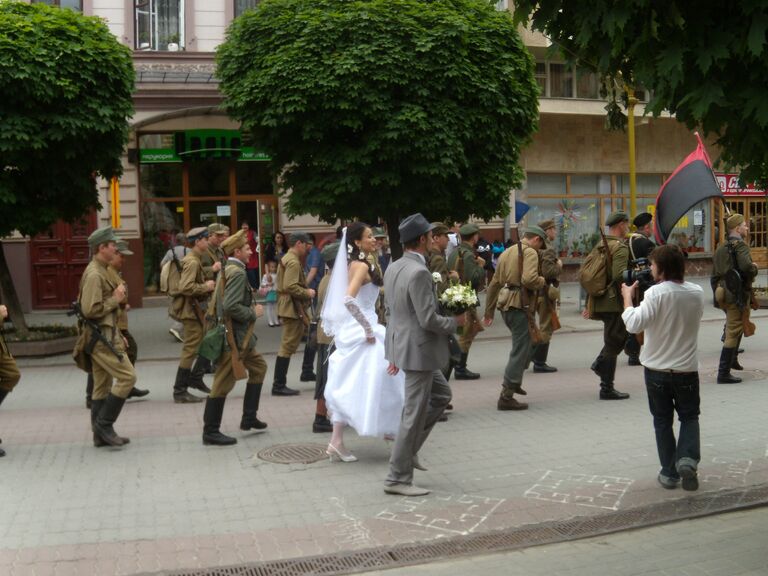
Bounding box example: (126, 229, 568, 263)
(7, 335, 77, 357)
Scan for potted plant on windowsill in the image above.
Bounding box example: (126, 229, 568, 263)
(167, 33, 180, 52)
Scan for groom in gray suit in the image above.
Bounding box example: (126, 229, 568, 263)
(383, 213, 466, 496)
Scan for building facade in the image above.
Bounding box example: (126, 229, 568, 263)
(6, 0, 765, 310)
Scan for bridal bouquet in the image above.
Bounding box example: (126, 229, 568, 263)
(438, 282, 479, 315)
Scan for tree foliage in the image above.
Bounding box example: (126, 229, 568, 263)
(217, 0, 539, 232)
(0, 1, 134, 237)
(514, 0, 768, 185)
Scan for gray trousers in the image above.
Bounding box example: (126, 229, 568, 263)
(502, 309, 531, 392)
(386, 369, 452, 486)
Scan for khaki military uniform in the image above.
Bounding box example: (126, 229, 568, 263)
(536, 241, 561, 344)
(447, 242, 486, 352)
(0, 328, 21, 394)
(314, 274, 334, 400)
(211, 261, 267, 398)
(485, 242, 544, 394)
(713, 236, 758, 347)
(174, 251, 211, 369)
(108, 265, 137, 365)
(201, 244, 225, 281)
(427, 247, 451, 295)
(78, 259, 136, 400)
(588, 236, 629, 358)
(277, 250, 312, 357)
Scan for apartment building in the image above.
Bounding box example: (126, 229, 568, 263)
(8, 0, 765, 309)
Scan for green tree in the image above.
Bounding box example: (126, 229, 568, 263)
(514, 0, 768, 185)
(0, 1, 134, 333)
(216, 0, 539, 253)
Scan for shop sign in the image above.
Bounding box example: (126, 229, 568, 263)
(715, 173, 765, 196)
(139, 129, 270, 164)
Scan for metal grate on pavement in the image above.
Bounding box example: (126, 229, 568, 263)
(256, 443, 329, 465)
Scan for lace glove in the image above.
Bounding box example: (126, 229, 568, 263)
(344, 295, 374, 340)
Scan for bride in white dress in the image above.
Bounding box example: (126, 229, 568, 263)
(321, 222, 405, 462)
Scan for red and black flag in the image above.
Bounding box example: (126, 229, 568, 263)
(653, 134, 723, 244)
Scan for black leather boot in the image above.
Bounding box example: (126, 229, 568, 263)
(93, 394, 128, 447)
(732, 337, 744, 370)
(454, 352, 480, 380)
(202, 397, 237, 446)
(598, 356, 630, 400)
(128, 387, 150, 398)
(240, 383, 268, 431)
(717, 348, 742, 383)
(85, 373, 94, 409)
(300, 342, 317, 381)
(189, 357, 212, 394)
(272, 356, 300, 395)
(590, 355, 603, 378)
(533, 343, 558, 373)
(0, 389, 8, 457)
(90, 399, 128, 447)
(173, 367, 204, 403)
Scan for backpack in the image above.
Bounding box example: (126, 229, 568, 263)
(160, 249, 184, 296)
(578, 230, 614, 297)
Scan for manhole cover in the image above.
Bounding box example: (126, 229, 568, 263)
(257, 443, 328, 464)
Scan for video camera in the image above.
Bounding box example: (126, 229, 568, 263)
(622, 257, 655, 291)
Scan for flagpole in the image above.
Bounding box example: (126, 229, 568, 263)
(627, 87, 638, 221)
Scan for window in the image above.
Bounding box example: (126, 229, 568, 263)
(536, 62, 604, 100)
(494, 0, 509, 10)
(135, 0, 184, 51)
(235, 0, 259, 17)
(32, 0, 82, 10)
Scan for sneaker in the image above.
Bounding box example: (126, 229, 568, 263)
(657, 473, 680, 490)
(677, 460, 699, 491)
(169, 328, 183, 343)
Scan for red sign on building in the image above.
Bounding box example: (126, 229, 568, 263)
(715, 173, 765, 196)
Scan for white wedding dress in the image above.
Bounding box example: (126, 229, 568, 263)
(324, 282, 405, 438)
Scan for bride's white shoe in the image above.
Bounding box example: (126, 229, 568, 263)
(327, 443, 358, 463)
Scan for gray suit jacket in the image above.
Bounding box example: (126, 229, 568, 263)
(384, 251, 457, 371)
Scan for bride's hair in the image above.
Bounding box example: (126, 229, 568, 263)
(346, 221, 383, 286)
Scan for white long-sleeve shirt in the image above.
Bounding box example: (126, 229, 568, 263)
(621, 281, 704, 372)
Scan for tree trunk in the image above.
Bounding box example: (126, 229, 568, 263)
(385, 213, 402, 261)
(0, 240, 29, 338)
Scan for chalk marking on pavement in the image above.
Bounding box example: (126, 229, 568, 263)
(703, 457, 752, 486)
(524, 470, 633, 511)
(323, 497, 374, 550)
(375, 492, 505, 535)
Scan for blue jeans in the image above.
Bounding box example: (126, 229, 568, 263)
(644, 368, 701, 479)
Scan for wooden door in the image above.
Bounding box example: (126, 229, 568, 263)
(31, 213, 97, 309)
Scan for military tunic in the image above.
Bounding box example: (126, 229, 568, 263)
(0, 307, 21, 394)
(210, 260, 267, 398)
(108, 265, 137, 365)
(536, 241, 561, 344)
(201, 244, 226, 281)
(78, 259, 136, 400)
(174, 251, 211, 369)
(277, 250, 312, 357)
(447, 241, 486, 352)
(485, 242, 544, 394)
(713, 236, 758, 347)
(590, 236, 630, 359)
(427, 247, 450, 295)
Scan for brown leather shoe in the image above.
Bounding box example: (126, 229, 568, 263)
(497, 395, 528, 411)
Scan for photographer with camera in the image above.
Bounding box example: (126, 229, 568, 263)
(621, 244, 704, 491)
(712, 213, 758, 384)
(624, 212, 656, 365)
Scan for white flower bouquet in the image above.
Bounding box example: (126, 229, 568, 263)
(438, 282, 479, 315)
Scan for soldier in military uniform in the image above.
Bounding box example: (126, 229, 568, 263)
(531, 219, 561, 373)
(589, 211, 631, 400)
(312, 241, 340, 433)
(170, 227, 215, 403)
(624, 212, 656, 366)
(272, 232, 315, 396)
(446, 223, 487, 379)
(85, 240, 149, 407)
(198, 223, 229, 375)
(713, 213, 758, 384)
(202, 230, 268, 445)
(484, 226, 547, 411)
(0, 303, 21, 457)
(78, 226, 137, 447)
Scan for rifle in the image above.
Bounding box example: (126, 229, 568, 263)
(516, 233, 542, 344)
(68, 302, 124, 361)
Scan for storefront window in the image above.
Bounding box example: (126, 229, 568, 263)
(526, 197, 599, 257)
(142, 201, 183, 291)
(527, 174, 566, 196)
(140, 163, 183, 199)
(571, 175, 599, 195)
(189, 201, 233, 230)
(188, 159, 230, 197)
(668, 200, 711, 253)
(236, 162, 272, 195)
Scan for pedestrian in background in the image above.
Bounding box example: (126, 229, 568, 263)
(241, 221, 260, 290)
(622, 244, 704, 491)
(161, 232, 188, 343)
(260, 260, 279, 327)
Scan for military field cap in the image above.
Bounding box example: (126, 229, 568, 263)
(399, 213, 434, 244)
(459, 223, 480, 237)
(208, 223, 229, 235)
(115, 239, 133, 256)
(321, 241, 340, 262)
(87, 226, 118, 249)
(371, 227, 387, 238)
(288, 231, 311, 246)
(221, 229, 247, 255)
(632, 212, 653, 228)
(525, 225, 547, 241)
(605, 211, 629, 226)
(727, 213, 745, 230)
(186, 226, 209, 242)
(431, 222, 450, 236)
(537, 219, 556, 231)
